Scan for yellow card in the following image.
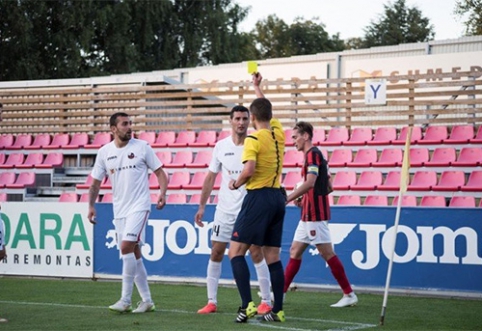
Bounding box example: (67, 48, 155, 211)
(247, 61, 258, 74)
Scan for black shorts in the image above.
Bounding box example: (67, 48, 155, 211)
(231, 187, 286, 247)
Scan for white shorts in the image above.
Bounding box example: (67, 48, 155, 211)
(210, 209, 237, 243)
(113, 210, 150, 247)
(293, 220, 332, 245)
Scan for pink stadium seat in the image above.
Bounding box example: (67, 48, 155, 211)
(0, 193, 7, 202)
(319, 127, 349, 146)
(167, 171, 191, 189)
(418, 126, 448, 145)
(16, 152, 44, 169)
(36, 152, 63, 168)
(460, 171, 482, 192)
(344, 128, 372, 146)
(367, 127, 397, 145)
(167, 193, 187, 204)
(0, 153, 25, 169)
(79, 193, 97, 202)
(0, 134, 15, 149)
(44, 133, 70, 149)
(409, 148, 429, 167)
(101, 193, 113, 203)
(156, 151, 172, 166)
(347, 148, 378, 167)
(85, 132, 112, 149)
(6, 172, 35, 188)
(152, 131, 176, 147)
(76, 175, 95, 190)
(58, 192, 79, 202)
(186, 150, 212, 168)
(0, 172, 16, 188)
(378, 171, 401, 191)
(100, 177, 112, 189)
(392, 195, 417, 206)
(424, 147, 456, 167)
(351, 171, 383, 190)
(184, 172, 208, 190)
(432, 171, 465, 191)
(163, 150, 193, 168)
(332, 171, 357, 190)
(25, 133, 51, 150)
(137, 132, 156, 145)
(470, 126, 482, 144)
(188, 194, 203, 204)
(372, 148, 402, 167)
(392, 126, 422, 145)
(364, 195, 388, 206)
(283, 150, 304, 167)
(190, 130, 217, 147)
(420, 195, 446, 207)
(171, 131, 196, 147)
(150, 193, 159, 203)
(217, 130, 231, 142)
(445, 125, 474, 144)
(213, 172, 222, 190)
(64, 133, 89, 149)
(328, 149, 352, 168)
(408, 171, 437, 191)
(452, 147, 482, 167)
(284, 129, 295, 146)
(449, 196, 476, 208)
(283, 171, 303, 190)
(0, 153, 4, 165)
(5, 134, 33, 150)
(312, 128, 326, 145)
(148, 172, 160, 189)
(337, 195, 361, 206)
(212, 195, 219, 204)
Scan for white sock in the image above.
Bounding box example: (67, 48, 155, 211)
(121, 252, 136, 304)
(206, 260, 222, 304)
(254, 259, 271, 305)
(135, 258, 152, 303)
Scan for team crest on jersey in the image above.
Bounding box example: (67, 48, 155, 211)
(310, 230, 316, 237)
(128, 152, 135, 159)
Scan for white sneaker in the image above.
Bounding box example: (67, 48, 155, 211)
(330, 293, 358, 308)
(132, 301, 155, 313)
(109, 300, 132, 313)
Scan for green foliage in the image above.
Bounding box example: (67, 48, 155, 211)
(455, 0, 482, 35)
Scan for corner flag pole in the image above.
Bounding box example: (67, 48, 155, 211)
(379, 127, 412, 326)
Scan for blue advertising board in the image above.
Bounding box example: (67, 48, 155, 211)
(93, 204, 482, 294)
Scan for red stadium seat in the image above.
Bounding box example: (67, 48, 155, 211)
(167, 193, 187, 204)
(319, 128, 349, 146)
(284, 129, 295, 146)
(344, 128, 372, 146)
(76, 175, 94, 190)
(432, 171, 465, 191)
(420, 195, 446, 207)
(409, 148, 429, 167)
(283, 150, 304, 167)
(137, 132, 156, 145)
(364, 195, 388, 206)
(328, 149, 352, 168)
(367, 127, 397, 145)
(184, 172, 208, 190)
(449, 196, 476, 208)
(312, 128, 326, 145)
(452, 147, 482, 167)
(213, 172, 221, 190)
(445, 125, 474, 144)
(347, 148, 377, 167)
(152, 131, 176, 147)
(0, 172, 16, 188)
(167, 171, 190, 189)
(171, 131, 196, 147)
(283, 171, 303, 190)
(424, 147, 456, 167)
(150, 193, 159, 203)
(470, 126, 482, 144)
(372, 148, 402, 167)
(188, 194, 203, 204)
(0, 134, 15, 149)
(351, 171, 383, 190)
(460, 171, 482, 192)
(0, 153, 4, 165)
(378, 171, 401, 191)
(6, 172, 35, 188)
(64, 133, 89, 149)
(337, 195, 361, 206)
(16, 153, 44, 169)
(101, 193, 113, 202)
(85, 132, 112, 149)
(186, 150, 212, 168)
(100, 177, 112, 189)
(418, 126, 448, 145)
(408, 171, 437, 191)
(36, 152, 64, 168)
(5, 134, 33, 150)
(0, 153, 25, 169)
(392, 126, 422, 145)
(332, 171, 357, 190)
(156, 151, 172, 166)
(392, 195, 417, 206)
(217, 130, 231, 142)
(0, 193, 7, 202)
(79, 193, 97, 202)
(191, 130, 217, 147)
(58, 192, 79, 202)
(25, 133, 51, 150)
(163, 150, 193, 168)
(44, 133, 70, 149)
(148, 172, 160, 189)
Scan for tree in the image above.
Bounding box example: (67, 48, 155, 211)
(363, 0, 435, 48)
(455, 0, 482, 35)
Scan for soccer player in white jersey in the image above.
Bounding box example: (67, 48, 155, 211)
(194, 106, 272, 315)
(87, 112, 168, 313)
(0, 201, 8, 323)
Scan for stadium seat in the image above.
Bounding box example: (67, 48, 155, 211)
(0, 153, 4, 165)
(36, 152, 64, 168)
(167, 193, 187, 204)
(319, 127, 349, 146)
(392, 195, 417, 206)
(79, 193, 97, 202)
(424, 147, 456, 167)
(372, 148, 402, 167)
(150, 193, 159, 203)
(378, 171, 401, 191)
(283, 150, 304, 167)
(367, 127, 397, 145)
(25, 133, 51, 150)
(190, 130, 217, 147)
(337, 195, 361, 206)
(283, 171, 303, 190)
(184, 171, 208, 190)
(0, 153, 25, 169)
(344, 127, 372, 146)
(58, 192, 79, 202)
(347, 148, 378, 167)
(100, 177, 112, 189)
(284, 129, 295, 146)
(328, 149, 352, 167)
(452, 147, 482, 167)
(171, 131, 196, 147)
(148, 172, 160, 189)
(137, 132, 156, 145)
(44, 133, 70, 149)
(0, 193, 7, 202)
(449, 196, 476, 208)
(5, 134, 33, 150)
(409, 148, 429, 167)
(432, 171, 465, 191)
(156, 151, 172, 166)
(64, 133, 89, 149)
(312, 128, 326, 145)
(6, 172, 35, 188)
(0, 172, 16, 188)
(332, 171, 357, 190)
(16, 152, 44, 169)
(0, 134, 15, 149)
(167, 171, 191, 189)
(152, 131, 176, 147)
(85, 132, 112, 149)
(163, 150, 193, 168)
(76, 175, 95, 190)
(212, 195, 219, 204)
(392, 126, 422, 145)
(217, 130, 231, 142)
(418, 126, 448, 145)
(460, 171, 482, 192)
(363, 195, 388, 206)
(188, 194, 203, 204)
(408, 170, 437, 191)
(351, 171, 383, 190)
(186, 150, 212, 168)
(213, 172, 221, 190)
(444, 125, 474, 144)
(420, 195, 446, 207)
(101, 193, 113, 202)
(470, 126, 482, 144)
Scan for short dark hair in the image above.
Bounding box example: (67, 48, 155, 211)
(249, 98, 272, 122)
(230, 105, 249, 119)
(293, 121, 313, 140)
(109, 112, 129, 127)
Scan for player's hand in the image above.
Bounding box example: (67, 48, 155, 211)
(252, 72, 262, 86)
(88, 207, 97, 224)
(156, 194, 166, 210)
(194, 209, 205, 227)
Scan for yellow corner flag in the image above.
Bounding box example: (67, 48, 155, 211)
(247, 61, 258, 74)
(399, 127, 412, 193)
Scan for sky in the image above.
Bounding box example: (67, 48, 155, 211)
(236, 0, 467, 41)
